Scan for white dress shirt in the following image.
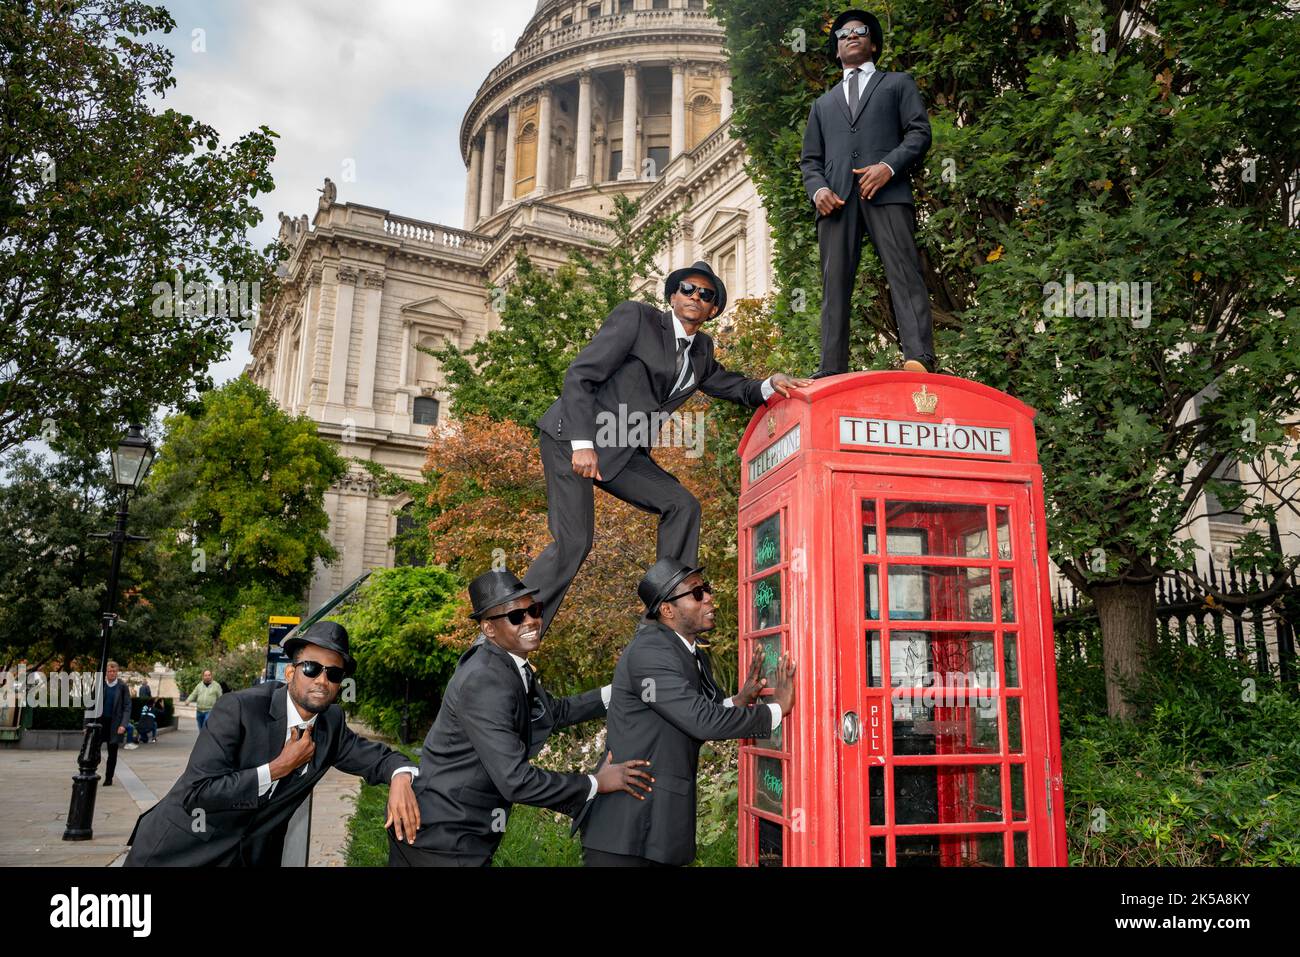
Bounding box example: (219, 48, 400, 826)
(812, 62, 895, 208)
(507, 651, 611, 801)
(570, 310, 775, 453)
(256, 687, 418, 798)
(672, 631, 783, 731)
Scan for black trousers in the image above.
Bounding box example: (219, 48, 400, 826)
(583, 846, 673, 868)
(98, 717, 118, 783)
(817, 197, 934, 374)
(386, 831, 490, 867)
(524, 431, 701, 637)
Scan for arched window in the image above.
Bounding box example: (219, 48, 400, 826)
(413, 396, 440, 426)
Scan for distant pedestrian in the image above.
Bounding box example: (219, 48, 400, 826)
(138, 679, 152, 699)
(186, 670, 222, 731)
(136, 698, 158, 744)
(99, 660, 130, 785)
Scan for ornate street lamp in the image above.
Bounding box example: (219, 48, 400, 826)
(63, 425, 156, 841)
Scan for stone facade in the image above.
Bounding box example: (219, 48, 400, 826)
(248, 0, 775, 610)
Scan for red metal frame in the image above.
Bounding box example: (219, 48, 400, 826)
(735, 372, 1068, 867)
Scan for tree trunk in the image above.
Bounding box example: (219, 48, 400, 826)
(1091, 580, 1157, 720)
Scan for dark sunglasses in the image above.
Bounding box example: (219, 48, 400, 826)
(295, 659, 345, 683)
(836, 25, 869, 40)
(486, 601, 544, 626)
(666, 582, 713, 603)
(676, 280, 717, 303)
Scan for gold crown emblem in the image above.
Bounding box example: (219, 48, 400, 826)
(766, 413, 777, 437)
(912, 384, 938, 414)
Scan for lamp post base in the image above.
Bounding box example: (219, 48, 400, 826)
(62, 720, 103, 841)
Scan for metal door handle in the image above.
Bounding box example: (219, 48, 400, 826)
(841, 710, 861, 744)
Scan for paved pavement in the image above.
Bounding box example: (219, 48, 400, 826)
(0, 702, 371, 866)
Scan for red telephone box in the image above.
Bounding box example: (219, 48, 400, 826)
(735, 372, 1067, 866)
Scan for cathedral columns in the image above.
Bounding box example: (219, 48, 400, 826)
(354, 269, 384, 427)
(477, 119, 496, 222)
(535, 82, 553, 195)
(670, 60, 686, 160)
(720, 67, 733, 122)
(502, 98, 520, 206)
(618, 64, 638, 181)
(464, 136, 483, 229)
(572, 69, 593, 188)
(325, 265, 356, 411)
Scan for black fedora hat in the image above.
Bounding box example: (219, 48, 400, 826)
(663, 260, 727, 314)
(827, 9, 883, 64)
(282, 620, 356, 677)
(468, 569, 539, 621)
(638, 557, 705, 619)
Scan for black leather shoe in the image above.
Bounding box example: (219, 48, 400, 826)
(810, 369, 844, 380)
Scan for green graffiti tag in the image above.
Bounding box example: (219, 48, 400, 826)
(762, 767, 783, 799)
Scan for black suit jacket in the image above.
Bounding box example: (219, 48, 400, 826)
(408, 637, 606, 862)
(98, 680, 130, 744)
(800, 69, 931, 211)
(536, 300, 768, 481)
(576, 620, 773, 866)
(124, 681, 409, 867)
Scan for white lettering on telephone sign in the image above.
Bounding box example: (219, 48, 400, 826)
(839, 417, 1011, 457)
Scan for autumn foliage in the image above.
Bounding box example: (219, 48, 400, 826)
(419, 402, 752, 695)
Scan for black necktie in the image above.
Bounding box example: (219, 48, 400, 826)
(848, 67, 861, 113)
(695, 648, 719, 701)
(521, 663, 534, 698)
(672, 337, 689, 392)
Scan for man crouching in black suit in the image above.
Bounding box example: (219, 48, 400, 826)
(391, 569, 652, 866)
(125, 622, 419, 866)
(577, 558, 796, 866)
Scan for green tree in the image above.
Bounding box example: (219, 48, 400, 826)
(434, 194, 678, 426)
(328, 565, 463, 741)
(146, 377, 345, 649)
(714, 0, 1300, 717)
(0, 0, 281, 457)
(0, 445, 205, 670)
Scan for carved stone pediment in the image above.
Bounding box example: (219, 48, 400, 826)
(696, 206, 747, 246)
(401, 294, 467, 335)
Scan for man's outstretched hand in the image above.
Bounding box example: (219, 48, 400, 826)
(770, 373, 814, 397)
(594, 753, 653, 799)
(852, 163, 892, 200)
(730, 644, 768, 708)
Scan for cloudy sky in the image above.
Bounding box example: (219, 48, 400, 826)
(153, 0, 540, 384)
